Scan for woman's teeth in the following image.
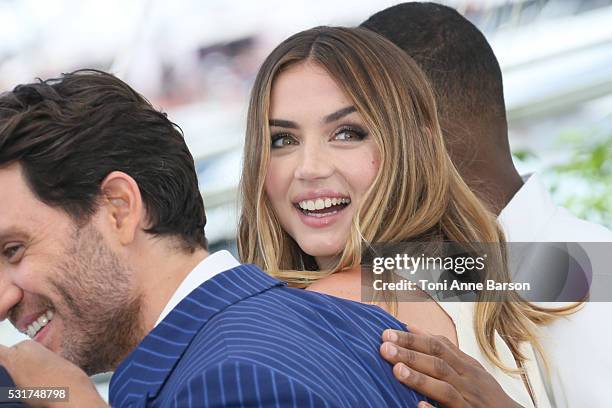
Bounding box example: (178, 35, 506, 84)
(298, 197, 350, 211)
(25, 310, 54, 339)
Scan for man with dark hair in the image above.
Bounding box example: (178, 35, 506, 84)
(0, 71, 208, 252)
(0, 69, 208, 376)
(363, 3, 612, 408)
(0, 70, 431, 407)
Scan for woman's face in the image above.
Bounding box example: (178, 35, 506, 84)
(264, 62, 380, 269)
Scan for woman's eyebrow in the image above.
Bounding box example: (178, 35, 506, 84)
(269, 119, 298, 129)
(324, 106, 356, 123)
(268, 106, 356, 129)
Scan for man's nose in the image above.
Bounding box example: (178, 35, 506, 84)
(294, 141, 334, 181)
(0, 273, 23, 321)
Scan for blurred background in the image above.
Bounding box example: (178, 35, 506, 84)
(1, 0, 610, 399)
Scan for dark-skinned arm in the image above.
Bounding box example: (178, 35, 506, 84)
(380, 325, 524, 408)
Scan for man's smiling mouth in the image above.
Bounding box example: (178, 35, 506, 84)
(23, 310, 54, 338)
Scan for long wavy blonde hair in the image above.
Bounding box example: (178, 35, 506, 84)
(238, 26, 570, 373)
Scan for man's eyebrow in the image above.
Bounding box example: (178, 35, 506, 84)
(269, 119, 299, 129)
(0, 227, 28, 244)
(324, 106, 357, 124)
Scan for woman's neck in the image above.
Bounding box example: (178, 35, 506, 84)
(315, 255, 339, 271)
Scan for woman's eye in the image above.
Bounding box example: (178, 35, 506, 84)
(2, 244, 23, 263)
(271, 134, 298, 148)
(333, 126, 367, 142)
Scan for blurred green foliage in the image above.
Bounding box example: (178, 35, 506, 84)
(550, 130, 611, 227)
(513, 128, 611, 228)
(511, 149, 538, 162)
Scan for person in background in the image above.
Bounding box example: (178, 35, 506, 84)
(361, 3, 612, 407)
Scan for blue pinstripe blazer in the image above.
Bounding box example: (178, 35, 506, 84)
(109, 264, 433, 407)
(0, 366, 27, 407)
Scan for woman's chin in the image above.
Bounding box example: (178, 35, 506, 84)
(300, 245, 343, 268)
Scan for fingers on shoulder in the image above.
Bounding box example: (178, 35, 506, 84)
(393, 362, 465, 407)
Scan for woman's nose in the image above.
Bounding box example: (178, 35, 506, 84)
(294, 141, 334, 181)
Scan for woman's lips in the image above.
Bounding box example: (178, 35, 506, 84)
(291, 189, 350, 205)
(294, 202, 348, 228)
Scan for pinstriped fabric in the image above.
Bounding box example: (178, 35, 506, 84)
(109, 264, 434, 407)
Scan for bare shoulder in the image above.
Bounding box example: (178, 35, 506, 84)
(306, 271, 362, 302)
(306, 271, 458, 345)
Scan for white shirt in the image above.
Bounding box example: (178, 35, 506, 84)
(436, 300, 551, 408)
(154, 250, 240, 327)
(498, 173, 612, 408)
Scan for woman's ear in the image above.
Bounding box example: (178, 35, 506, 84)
(99, 171, 144, 245)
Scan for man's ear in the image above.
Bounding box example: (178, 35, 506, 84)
(99, 171, 144, 245)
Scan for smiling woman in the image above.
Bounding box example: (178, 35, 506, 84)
(238, 26, 570, 407)
(264, 62, 380, 270)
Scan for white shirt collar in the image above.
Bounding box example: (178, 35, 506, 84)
(497, 173, 558, 242)
(154, 250, 240, 327)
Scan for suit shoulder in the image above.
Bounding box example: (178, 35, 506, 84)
(212, 285, 404, 333)
(196, 285, 405, 368)
(168, 287, 423, 408)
